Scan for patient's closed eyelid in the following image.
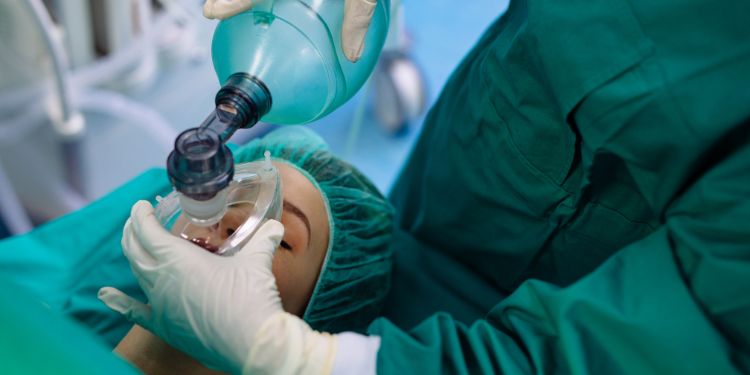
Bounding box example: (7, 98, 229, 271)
(280, 240, 293, 250)
(281, 200, 311, 253)
(283, 200, 311, 241)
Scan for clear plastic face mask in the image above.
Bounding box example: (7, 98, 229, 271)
(155, 158, 282, 256)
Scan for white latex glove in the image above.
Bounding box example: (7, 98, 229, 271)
(98, 200, 338, 374)
(202, 0, 377, 62)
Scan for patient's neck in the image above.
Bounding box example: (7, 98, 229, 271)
(115, 325, 225, 375)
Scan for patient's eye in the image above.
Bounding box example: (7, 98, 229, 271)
(226, 228, 235, 237)
(280, 240, 292, 251)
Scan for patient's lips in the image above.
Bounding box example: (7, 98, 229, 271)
(190, 237, 220, 253)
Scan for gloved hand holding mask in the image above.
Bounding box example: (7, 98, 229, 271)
(100, 204, 292, 372)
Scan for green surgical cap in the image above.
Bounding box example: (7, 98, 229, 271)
(233, 126, 394, 332)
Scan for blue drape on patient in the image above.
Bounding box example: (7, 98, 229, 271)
(0, 168, 172, 346)
(0, 274, 141, 374)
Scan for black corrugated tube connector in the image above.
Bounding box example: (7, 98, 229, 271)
(167, 73, 272, 202)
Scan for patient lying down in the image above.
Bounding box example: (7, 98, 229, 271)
(114, 127, 394, 374)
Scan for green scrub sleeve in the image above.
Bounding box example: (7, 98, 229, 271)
(370, 138, 750, 373)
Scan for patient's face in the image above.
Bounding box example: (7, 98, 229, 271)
(173, 162, 330, 317)
(272, 162, 330, 316)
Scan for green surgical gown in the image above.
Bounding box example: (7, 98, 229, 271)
(372, 0, 750, 373)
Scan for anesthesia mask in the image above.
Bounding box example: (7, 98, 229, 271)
(155, 153, 282, 256)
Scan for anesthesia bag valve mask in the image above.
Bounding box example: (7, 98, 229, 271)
(158, 152, 282, 256)
(165, 0, 390, 244)
(166, 74, 272, 228)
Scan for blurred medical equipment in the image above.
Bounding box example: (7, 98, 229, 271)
(371, 0, 428, 134)
(341, 0, 427, 162)
(0, 0, 200, 233)
(168, 0, 390, 225)
(0, 0, 84, 234)
(157, 155, 282, 255)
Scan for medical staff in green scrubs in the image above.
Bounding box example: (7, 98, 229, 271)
(99, 0, 750, 373)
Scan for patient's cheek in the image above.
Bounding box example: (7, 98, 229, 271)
(271, 252, 287, 297)
(271, 250, 300, 315)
